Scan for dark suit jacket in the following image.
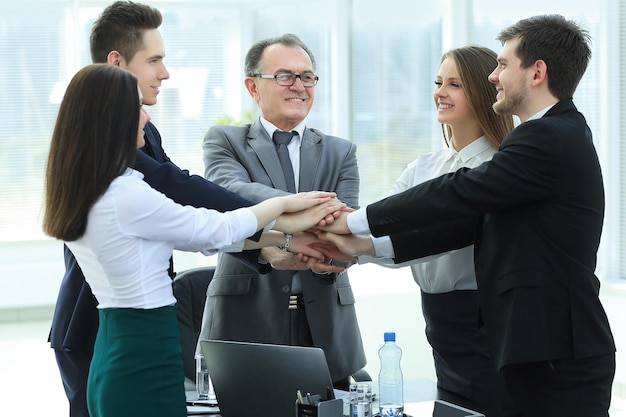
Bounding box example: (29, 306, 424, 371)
(365, 99, 615, 370)
(49, 121, 266, 354)
(198, 121, 366, 381)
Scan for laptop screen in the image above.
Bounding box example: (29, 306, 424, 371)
(200, 339, 334, 417)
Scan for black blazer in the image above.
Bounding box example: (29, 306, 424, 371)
(365, 99, 615, 370)
(49, 122, 267, 354)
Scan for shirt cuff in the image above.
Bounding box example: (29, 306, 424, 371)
(347, 207, 370, 235)
(371, 235, 395, 258)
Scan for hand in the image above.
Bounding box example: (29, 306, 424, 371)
(259, 244, 344, 274)
(274, 199, 346, 234)
(280, 191, 338, 213)
(317, 202, 354, 227)
(261, 246, 332, 272)
(309, 241, 357, 263)
(315, 211, 351, 234)
(286, 231, 325, 260)
(261, 247, 311, 270)
(309, 256, 346, 275)
(315, 231, 376, 257)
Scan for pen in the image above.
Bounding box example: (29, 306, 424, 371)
(306, 392, 314, 405)
(297, 389, 304, 404)
(186, 400, 218, 407)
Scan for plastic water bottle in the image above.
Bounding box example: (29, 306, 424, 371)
(378, 332, 403, 417)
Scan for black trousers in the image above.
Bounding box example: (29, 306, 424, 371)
(54, 348, 91, 417)
(288, 297, 350, 391)
(502, 353, 615, 417)
(421, 290, 511, 417)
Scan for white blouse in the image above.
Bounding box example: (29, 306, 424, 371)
(359, 136, 496, 293)
(66, 168, 257, 309)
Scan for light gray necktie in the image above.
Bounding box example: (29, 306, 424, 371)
(272, 130, 297, 193)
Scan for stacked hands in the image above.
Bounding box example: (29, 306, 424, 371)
(265, 191, 375, 274)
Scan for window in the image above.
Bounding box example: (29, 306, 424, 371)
(1, 0, 623, 313)
(350, 0, 445, 203)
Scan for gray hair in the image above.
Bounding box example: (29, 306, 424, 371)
(244, 33, 316, 76)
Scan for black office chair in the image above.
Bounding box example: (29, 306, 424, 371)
(351, 368, 372, 382)
(173, 265, 372, 388)
(172, 266, 216, 383)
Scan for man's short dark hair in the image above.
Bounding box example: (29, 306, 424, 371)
(497, 14, 591, 99)
(90, 0, 162, 64)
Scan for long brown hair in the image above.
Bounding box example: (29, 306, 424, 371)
(440, 45, 515, 149)
(43, 64, 140, 241)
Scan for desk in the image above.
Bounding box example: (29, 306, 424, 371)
(186, 379, 484, 416)
(367, 380, 484, 416)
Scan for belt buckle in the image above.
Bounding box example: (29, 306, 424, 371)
(289, 294, 301, 310)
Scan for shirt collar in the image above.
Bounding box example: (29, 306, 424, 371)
(444, 135, 492, 164)
(527, 104, 555, 121)
(260, 117, 306, 141)
(125, 167, 144, 180)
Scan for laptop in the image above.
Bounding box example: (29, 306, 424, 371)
(199, 339, 335, 417)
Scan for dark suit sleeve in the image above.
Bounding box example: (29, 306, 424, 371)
(134, 151, 270, 274)
(388, 217, 477, 263)
(49, 245, 99, 352)
(366, 120, 562, 238)
(139, 121, 172, 163)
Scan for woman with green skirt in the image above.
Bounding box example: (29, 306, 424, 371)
(42, 64, 342, 417)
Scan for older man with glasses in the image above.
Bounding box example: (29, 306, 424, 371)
(196, 33, 366, 390)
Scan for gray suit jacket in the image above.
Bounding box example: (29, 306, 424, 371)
(197, 120, 366, 381)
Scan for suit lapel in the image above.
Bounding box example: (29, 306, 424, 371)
(141, 122, 165, 162)
(247, 122, 324, 192)
(247, 121, 291, 192)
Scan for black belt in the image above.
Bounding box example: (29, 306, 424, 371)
(421, 289, 478, 315)
(288, 294, 304, 310)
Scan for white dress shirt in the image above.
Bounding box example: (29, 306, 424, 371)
(259, 118, 315, 290)
(66, 168, 258, 309)
(355, 136, 497, 293)
(260, 117, 306, 192)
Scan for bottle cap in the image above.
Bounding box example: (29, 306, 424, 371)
(383, 332, 396, 342)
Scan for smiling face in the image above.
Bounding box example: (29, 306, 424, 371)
(434, 57, 472, 126)
(433, 57, 482, 149)
(489, 37, 532, 120)
(244, 43, 315, 131)
(122, 29, 170, 106)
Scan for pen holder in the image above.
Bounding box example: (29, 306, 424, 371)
(295, 398, 343, 417)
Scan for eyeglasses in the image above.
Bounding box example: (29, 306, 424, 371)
(252, 72, 319, 87)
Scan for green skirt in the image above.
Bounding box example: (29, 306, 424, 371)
(87, 306, 186, 417)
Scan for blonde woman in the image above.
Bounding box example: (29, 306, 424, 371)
(318, 45, 515, 416)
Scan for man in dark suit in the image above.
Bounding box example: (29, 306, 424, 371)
(317, 15, 615, 417)
(197, 34, 366, 389)
(49, 3, 263, 416)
